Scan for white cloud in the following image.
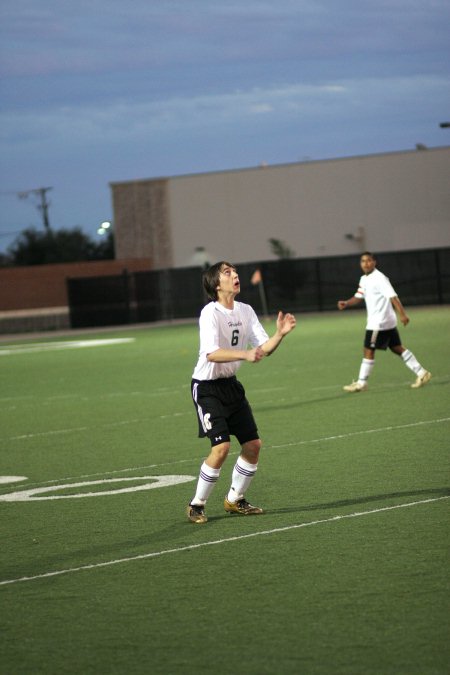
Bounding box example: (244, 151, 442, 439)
(1, 75, 447, 150)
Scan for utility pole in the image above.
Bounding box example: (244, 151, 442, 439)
(18, 186, 53, 230)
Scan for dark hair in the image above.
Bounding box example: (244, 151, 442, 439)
(202, 261, 235, 301)
(361, 251, 376, 260)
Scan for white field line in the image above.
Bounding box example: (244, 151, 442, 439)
(3, 374, 437, 405)
(2, 405, 449, 444)
(1, 372, 446, 416)
(0, 495, 448, 587)
(0, 385, 190, 404)
(2, 373, 447, 407)
(4, 418, 178, 441)
(3, 413, 192, 442)
(0, 338, 135, 356)
(268, 416, 450, 450)
(1, 416, 449, 494)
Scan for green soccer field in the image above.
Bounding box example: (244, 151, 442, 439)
(1, 306, 449, 675)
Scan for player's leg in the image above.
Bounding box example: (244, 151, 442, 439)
(226, 438, 261, 501)
(188, 380, 231, 523)
(390, 340, 431, 388)
(187, 440, 230, 524)
(343, 334, 375, 392)
(224, 402, 264, 515)
(358, 346, 375, 386)
(224, 446, 264, 515)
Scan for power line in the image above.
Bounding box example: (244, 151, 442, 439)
(18, 187, 53, 230)
(0, 186, 53, 230)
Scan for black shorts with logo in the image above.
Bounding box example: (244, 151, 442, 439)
(364, 327, 402, 351)
(191, 376, 259, 447)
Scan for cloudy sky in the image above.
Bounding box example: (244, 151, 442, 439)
(1, 0, 449, 253)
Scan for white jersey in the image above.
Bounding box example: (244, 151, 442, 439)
(355, 268, 398, 330)
(192, 300, 269, 381)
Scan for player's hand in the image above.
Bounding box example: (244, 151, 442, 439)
(400, 314, 410, 326)
(246, 346, 265, 363)
(337, 300, 347, 310)
(276, 311, 296, 335)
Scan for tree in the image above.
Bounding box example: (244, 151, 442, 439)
(268, 238, 295, 259)
(5, 227, 114, 266)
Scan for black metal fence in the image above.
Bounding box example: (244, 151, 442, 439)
(67, 247, 450, 329)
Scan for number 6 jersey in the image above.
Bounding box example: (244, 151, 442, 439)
(192, 301, 269, 381)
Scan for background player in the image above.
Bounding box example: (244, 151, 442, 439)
(337, 251, 431, 392)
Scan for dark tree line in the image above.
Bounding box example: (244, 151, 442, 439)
(0, 227, 114, 267)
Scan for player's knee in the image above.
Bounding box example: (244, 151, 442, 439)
(241, 438, 262, 461)
(209, 441, 230, 465)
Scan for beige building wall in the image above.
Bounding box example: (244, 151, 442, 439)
(111, 147, 450, 268)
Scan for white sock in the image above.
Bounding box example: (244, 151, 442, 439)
(358, 358, 374, 385)
(227, 456, 257, 503)
(190, 462, 221, 505)
(401, 349, 425, 376)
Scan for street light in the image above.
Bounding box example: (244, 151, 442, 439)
(97, 220, 112, 236)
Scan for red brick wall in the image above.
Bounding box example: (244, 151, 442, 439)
(0, 259, 152, 311)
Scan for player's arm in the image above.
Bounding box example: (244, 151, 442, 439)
(391, 296, 410, 326)
(337, 296, 363, 310)
(203, 310, 265, 363)
(260, 311, 296, 356)
(206, 348, 264, 363)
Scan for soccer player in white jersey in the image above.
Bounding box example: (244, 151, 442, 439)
(187, 261, 296, 524)
(337, 251, 431, 392)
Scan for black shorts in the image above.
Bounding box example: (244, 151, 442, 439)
(191, 376, 259, 447)
(364, 328, 402, 351)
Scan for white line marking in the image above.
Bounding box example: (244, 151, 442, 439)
(4, 416, 191, 441)
(269, 416, 450, 450)
(0, 475, 195, 501)
(0, 338, 135, 356)
(1, 417, 449, 494)
(0, 476, 27, 485)
(2, 413, 448, 445)
(0, 496, 447, 587)
(0, 384, 190, 404)
(0, 373, 446, 406)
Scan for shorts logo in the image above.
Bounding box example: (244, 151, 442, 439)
(193, 383, 213, 433)
(201, 412, 212, 432)
(215, 435, 222, 442)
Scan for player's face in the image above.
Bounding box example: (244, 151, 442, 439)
(217, 265, 240, 294)
(360, 255, 376, 275)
